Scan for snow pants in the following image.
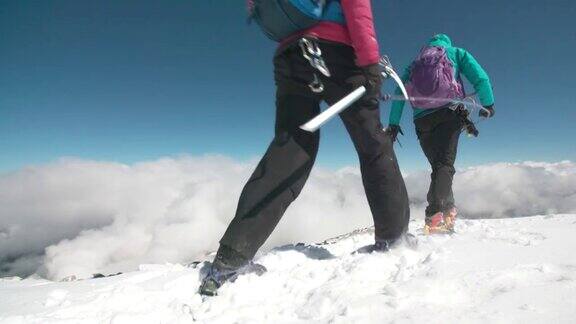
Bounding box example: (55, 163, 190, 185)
(414, 108, 464, 218)
(219, 40, 410, 263)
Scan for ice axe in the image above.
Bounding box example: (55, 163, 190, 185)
(299, 56, 409, 132)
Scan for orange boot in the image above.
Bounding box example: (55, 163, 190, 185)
(424, 211, 452, 235)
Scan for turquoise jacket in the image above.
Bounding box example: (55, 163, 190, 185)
(389, 34, 494, 126)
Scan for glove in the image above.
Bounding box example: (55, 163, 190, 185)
(386, 124, 404, 142)
(361, 63, 383, 105)
(347, 63, 383, 106)
(479, 104, 495, 118)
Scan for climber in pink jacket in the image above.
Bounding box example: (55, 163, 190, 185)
(199, 1, 410, 296)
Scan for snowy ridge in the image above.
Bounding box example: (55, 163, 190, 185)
(2, 214, 576, 323)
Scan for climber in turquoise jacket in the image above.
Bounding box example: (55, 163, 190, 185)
(389, 34, 494, 126)
(386, 34, 495, 234)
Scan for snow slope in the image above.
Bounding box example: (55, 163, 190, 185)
(1, 214, 576, 324)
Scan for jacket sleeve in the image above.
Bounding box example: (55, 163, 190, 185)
(341, 0, 381, 67)
(457, 48, 494, 106)
(388, 65, 411, 125)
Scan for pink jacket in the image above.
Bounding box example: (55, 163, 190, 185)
(282, 0, 381, 67)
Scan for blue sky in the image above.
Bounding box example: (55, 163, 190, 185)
(1, 0, 574, 173)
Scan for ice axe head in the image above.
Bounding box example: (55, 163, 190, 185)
(378, 55, 409, 100)
(378, 56, 392, 78)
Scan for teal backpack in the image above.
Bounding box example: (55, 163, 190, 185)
(249, 0, 345, 41)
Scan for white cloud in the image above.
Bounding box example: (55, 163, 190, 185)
(0, 157, 574, 280)
(406, 161, 576, 218)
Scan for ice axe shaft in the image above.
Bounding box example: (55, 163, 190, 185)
(299, 86, 366, 132)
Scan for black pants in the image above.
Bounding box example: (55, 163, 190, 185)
(219, 40, 410, 262)
(415, 108, 464, 218)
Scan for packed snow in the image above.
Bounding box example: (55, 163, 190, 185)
(2, 214, 576, 323)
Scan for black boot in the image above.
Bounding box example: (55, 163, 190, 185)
(199, 245, 267, 296)
(354, 233, 418, 254)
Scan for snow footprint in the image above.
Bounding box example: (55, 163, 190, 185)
(44, 289, 71, 308)
(481, 224, 547, 247)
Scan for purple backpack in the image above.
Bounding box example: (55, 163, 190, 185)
(406, 46, 464, 109)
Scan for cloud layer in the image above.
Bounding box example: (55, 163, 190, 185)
(1, 157, 574, 280)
